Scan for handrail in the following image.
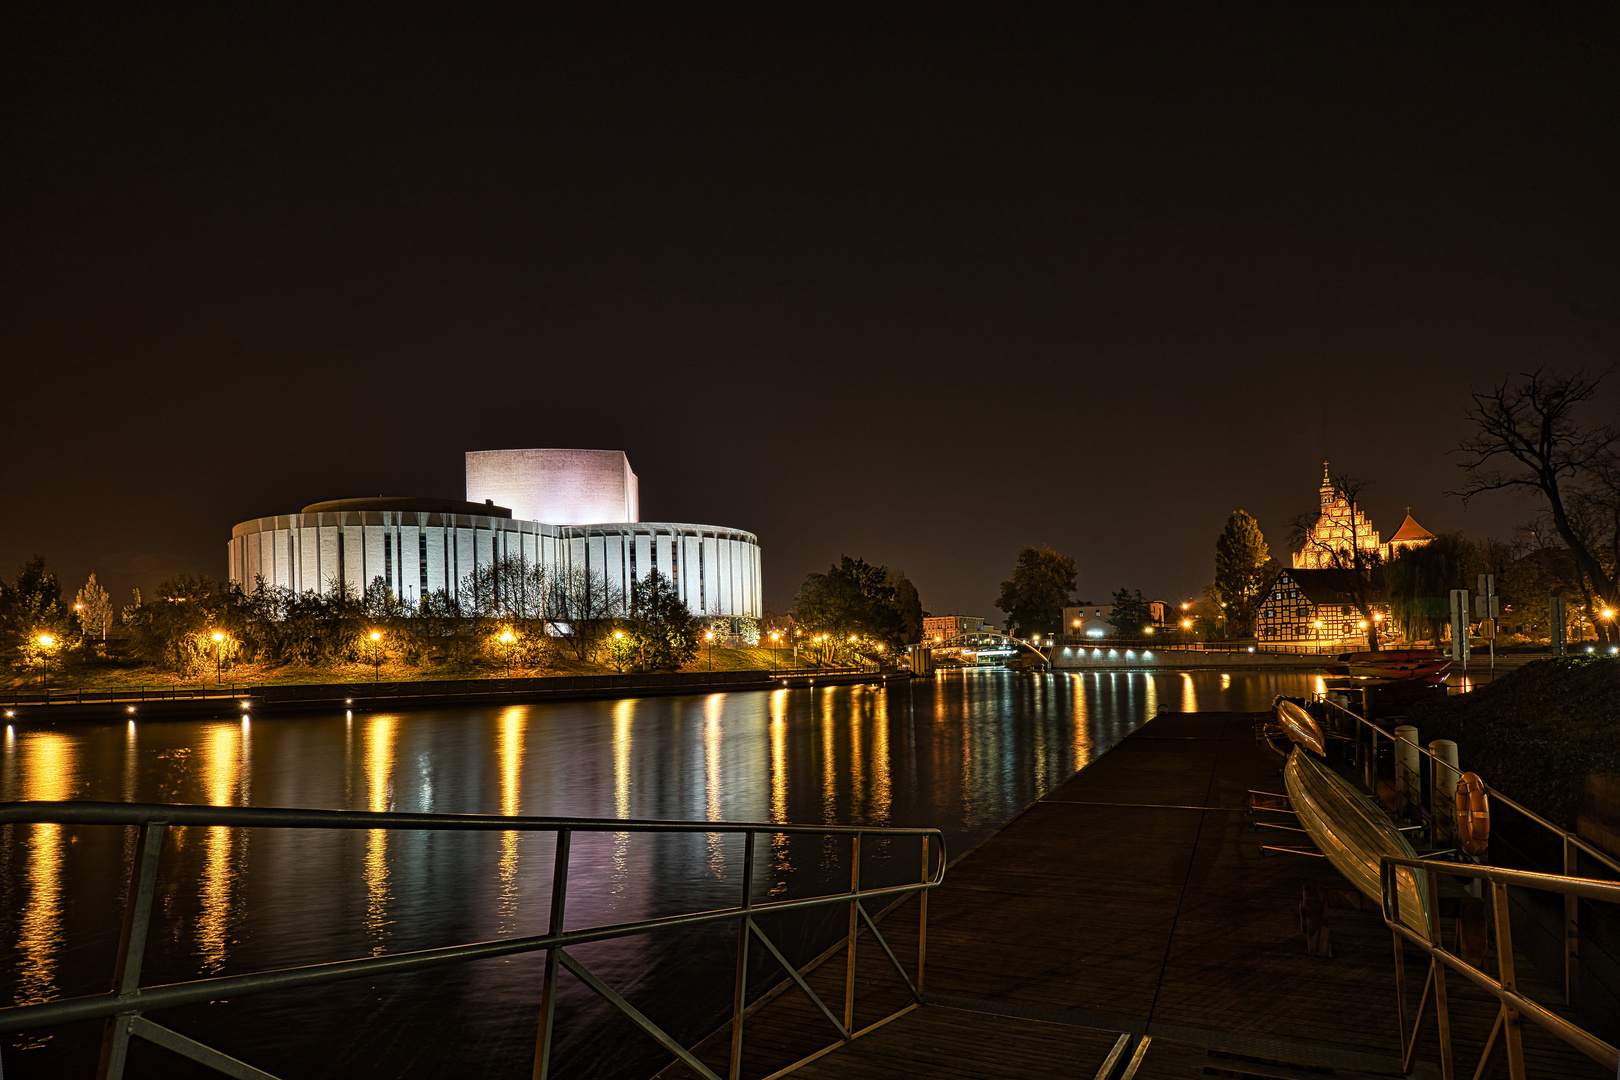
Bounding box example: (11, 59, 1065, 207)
(0, 801, 946, 1080)
(1379, 855, 1620, 1078)
(1317, 698, 1620, 877)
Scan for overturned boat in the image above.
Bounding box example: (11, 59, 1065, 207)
(1338, 649, 1450, 684)
(1272, 698, 1431, 940)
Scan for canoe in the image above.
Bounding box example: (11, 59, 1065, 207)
(1273, 698, 1325, 756)
(1283, 746, 1431, 940)
(1338, 649, 1450, 683)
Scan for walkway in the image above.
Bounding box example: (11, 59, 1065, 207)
(660, 711, 1606, 1079)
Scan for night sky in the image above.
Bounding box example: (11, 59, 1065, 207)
(4, 10, 1618, 618)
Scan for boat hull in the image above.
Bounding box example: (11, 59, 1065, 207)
(1283, 747, 1430, 940)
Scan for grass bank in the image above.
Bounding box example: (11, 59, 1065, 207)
(1408, 656, 1620, 829)
(5, 645, 812, 696)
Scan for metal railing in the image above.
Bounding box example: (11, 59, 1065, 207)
(1379, 855, 1620, 1080)
(0, 801, 945, 1080)
(1317, 695, 1620, 1012)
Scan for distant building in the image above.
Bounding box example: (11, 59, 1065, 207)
(923, 614, 990, 642)
(1294, 462, 1435, 568)
(1255, 568, 1391, 652)
(228, 449, 762, 618)
(1063, 604, 1116, 639)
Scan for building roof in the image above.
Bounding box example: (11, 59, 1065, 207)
(1277, 567, 1387, 607)
(300, 496, 513, 518)
(1389, 512, 1435, 543)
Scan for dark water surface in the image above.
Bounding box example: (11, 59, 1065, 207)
(1, 669, 1322, 1078)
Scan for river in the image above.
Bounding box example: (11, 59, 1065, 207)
(0, 668, 1323, 1079)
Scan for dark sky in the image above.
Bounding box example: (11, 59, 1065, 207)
(3, 9, 1618, 618)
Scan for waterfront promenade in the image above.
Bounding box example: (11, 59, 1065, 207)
(660, 710, 1606, 1080)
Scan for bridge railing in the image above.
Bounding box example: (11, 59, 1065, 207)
(0, 801, 946, 1080)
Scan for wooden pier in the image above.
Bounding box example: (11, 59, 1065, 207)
(660, 711, 1607, 1080)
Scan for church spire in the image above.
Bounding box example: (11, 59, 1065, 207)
(1320, 461, 1334, 505)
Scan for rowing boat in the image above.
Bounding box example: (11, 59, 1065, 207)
(1282, 744, 1431, 940)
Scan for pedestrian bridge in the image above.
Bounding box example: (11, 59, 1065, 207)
(924, 631, 1048, 667)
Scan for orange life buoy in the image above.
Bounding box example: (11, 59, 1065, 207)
(1455, 772, 1490, 856)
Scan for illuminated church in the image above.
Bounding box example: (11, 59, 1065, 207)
(1293, 463, 1434, 569)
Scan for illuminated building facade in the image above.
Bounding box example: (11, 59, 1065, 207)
(1293, 462, 1434, 569)
(227, 450, 762, 618)
(1255, 568, 1391, 652)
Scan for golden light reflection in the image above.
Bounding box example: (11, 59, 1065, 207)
(1314, 675, 1328, 697)
(768, 689, 790, 892)
(1221, 673, 1231, 691)
(1071, 675, 1092, 771)
(611, 697, 635, 892)
(364, 715, 396, 953)
(1181, 672, 1196, 713)
(1143, 674, 1158, 721)
(849, 689, 865, 817)
(820, 686, 838, 823)
(705, 694, 725, 876)
(496, 707, 526, 931)
(197, 723, 247, 972)
(869, 691, 891, 824)
(17, 733, 73, 1005)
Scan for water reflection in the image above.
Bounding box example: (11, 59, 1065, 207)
(3, 669, 1327, 1080)
(364, 715, 396, 952)
(17, 733, 73, 1005)
(197, 721, 250, 971)
(497, 707, 526, 931)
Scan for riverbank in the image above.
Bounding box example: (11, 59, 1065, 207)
(1, 666, 910, 722)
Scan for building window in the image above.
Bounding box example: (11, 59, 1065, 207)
(384, 534, 393, 588)
(419, 534, 428, 596)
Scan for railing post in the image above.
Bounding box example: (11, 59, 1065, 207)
(97, 821, 166, 1080)
(1563, 835, 1579, 1009)
(917, 837, 929, 998)
(844, 832, 860, 1036)
(1490, 880, 1527, 1080)
(533, 829, 571, 1080)
(729, 831, 755, 1080)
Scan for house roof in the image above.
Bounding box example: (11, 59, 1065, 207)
(1389, 512, 1435, 543)
(1276, 567, 1388, 607)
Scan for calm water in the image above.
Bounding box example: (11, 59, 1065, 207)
(1, 669, 1321, 1079)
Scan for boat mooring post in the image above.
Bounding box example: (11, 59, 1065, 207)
(1429, 740, 1460, 849)
(1394, 725, 1421, 825)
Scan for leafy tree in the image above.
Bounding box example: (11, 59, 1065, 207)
(74, 573, 113, 642)
(1455, 368, 1620, 644)
(122, 574, 255, 675)
(889, 570, 925, 645)
(995, 546, 1076, 637)
(1212, 510, 1273, 637)
(628, 569, 698, 670)
(0, 557, 70, 669)
(1385, 533, 1471, 643)
(793, 556, 905, 651)
(1107, 589, 1154, 636)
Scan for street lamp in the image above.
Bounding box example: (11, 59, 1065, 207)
(370, 630, 385, 682)
(705, 630, 714, 670)
(35, 633, 57, 695)
(211, 630, 226, 685)
(768, 629, 781, 672)
(497, 629, 515, 677)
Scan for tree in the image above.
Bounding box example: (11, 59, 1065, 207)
(628, 569, 698, 670)
(1385, 533, 1470, 643)
(1290, 473, 1383, 650)
(0, 557, 69, 670)
(888, 570, 925, 645)
(545, 566, 623, 661)
(1107, 589, 1154, 636)
(1455, 368, 1620, 644)
(1212, 511, 1273, 638)
(75, 573, 113, 642)
(994, 546, 1076, 637)
(793, 556, 905, 651)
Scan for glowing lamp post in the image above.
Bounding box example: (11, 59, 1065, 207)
(211, 631, 226, 685)
(497, 629, 514, 677)
(769, 629, 781, 672)
(370, 630, 386, 682)
(705, 630, 714, 671)
(35, 633, 57, 695)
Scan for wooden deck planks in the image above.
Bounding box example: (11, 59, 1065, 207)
(656, 709, 1608, 1080)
